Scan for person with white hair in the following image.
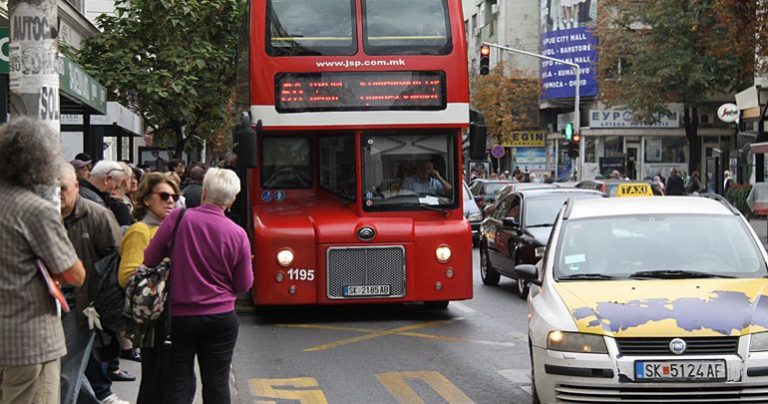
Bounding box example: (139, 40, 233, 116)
(86, 161, 134, 227)
(142, 168, 253, 403)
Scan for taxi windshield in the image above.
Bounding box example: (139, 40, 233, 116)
(554, 214, 767, 280)
(361, 131, 457, 211)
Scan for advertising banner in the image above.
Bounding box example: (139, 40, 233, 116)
(540, 0, 598, 100)
(502, 130, 546, 148)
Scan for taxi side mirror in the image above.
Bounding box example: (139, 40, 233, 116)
(503, 217, 520, 229)
(514, 264, 540, 285)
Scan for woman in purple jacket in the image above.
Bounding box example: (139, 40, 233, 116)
(143, 168, 253, 403)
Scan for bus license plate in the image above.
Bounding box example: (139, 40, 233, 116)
(635, 360, 726, 382)
(343, 285, 390, 297)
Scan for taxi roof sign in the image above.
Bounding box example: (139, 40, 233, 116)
(616, 182, 654, 197)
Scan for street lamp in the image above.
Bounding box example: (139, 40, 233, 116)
(481, 42, 582, 180)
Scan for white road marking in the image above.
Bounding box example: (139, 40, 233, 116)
(450, 301, 476, 313)
(498, 369, 532, 395)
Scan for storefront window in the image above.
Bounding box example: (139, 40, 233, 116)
(603, 136, 623, 157)
(645, 136, 687, 163)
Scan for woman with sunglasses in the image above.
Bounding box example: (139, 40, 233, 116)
(117, 172, 187, 403)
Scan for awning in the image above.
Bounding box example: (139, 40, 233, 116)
(751, 142, 768, 154)
(61, 102, 143, 136)
(59, 55, 108, 115)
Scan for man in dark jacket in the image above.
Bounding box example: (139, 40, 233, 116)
(181, 165, 205, 208)
(88, 160, 134, 228)
(59, 164, 129, 404)
(665, 168, 686, 196)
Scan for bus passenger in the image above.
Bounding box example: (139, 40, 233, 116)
(401, 160, 453, 195)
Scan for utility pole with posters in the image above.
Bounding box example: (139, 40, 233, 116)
(8, 0, 60, 131)
(8, 0, 61, 207)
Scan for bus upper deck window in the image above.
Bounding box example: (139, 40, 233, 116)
(363, 0, 452, 55)
(267, 0, 357, 56)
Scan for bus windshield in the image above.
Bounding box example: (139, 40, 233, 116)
(361, 131, 456, 211)
(267, 0, 356, 56)
(363, 0, 452, 55)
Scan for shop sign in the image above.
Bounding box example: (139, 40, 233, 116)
(59, 55, 107, 114)
(502, 130, 546, 147)
(0, 28, 8, 74)
(717, 103, 739, 123)
(589, 109, 680, 128)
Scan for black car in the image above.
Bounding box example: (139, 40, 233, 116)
(468, 179, 517, 210)
(479, 188, 605, 298)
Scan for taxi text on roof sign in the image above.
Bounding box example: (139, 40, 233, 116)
(616, 182, 654, 198)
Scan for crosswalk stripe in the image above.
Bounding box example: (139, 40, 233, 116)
(498, 369, 532, 394)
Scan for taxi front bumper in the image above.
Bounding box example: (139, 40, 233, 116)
(532, 343, 768, 403)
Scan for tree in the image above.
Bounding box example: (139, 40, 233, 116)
(470, 62, 540, 146)
(78, 0, 243, 158)
(597, 0, 764, 174)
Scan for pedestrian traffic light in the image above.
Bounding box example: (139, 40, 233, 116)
(479, 45, 490, 75)
(562, 123, 573, 141)
(568, 141, 579, 159)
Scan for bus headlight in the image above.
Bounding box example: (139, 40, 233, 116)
(547, 331, 607, 354)
(276, 249, 294, 267)
(751, 332, 768, 351)
(435, 246, 452, 263)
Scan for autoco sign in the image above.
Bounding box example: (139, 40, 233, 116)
(717, 103, 739, 123)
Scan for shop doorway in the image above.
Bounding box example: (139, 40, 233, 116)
(626, 145, 638, 179)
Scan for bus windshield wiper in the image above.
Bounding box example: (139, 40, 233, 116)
(628, 270, 735, 279)
(557, 273, 618, 280)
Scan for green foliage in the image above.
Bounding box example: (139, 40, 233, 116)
(470, 63, 540, 143)
(726, 184, 753, 217)
(77, 0, 244, 157)
(598, 0, 758, 120)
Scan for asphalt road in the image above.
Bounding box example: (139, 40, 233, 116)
(231, 248, 534, 404)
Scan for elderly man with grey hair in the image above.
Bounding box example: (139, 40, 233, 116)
(142, 168, 253, 403)
(86, 161, 134, 228)
(0, 117, 85, 404)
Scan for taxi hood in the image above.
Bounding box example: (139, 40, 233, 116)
(555, 279, 768, 337)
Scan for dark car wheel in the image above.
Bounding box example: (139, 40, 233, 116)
(480, 242, 500, 286)
(514, 251, 529, 299)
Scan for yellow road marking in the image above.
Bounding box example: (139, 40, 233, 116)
(301, 319, 459, 352)
(277, 319, 516, 349)
(249, 377, 329, 404)
(377, 371, 475, 404)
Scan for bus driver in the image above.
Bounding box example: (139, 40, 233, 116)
(401, 160, 453, 195)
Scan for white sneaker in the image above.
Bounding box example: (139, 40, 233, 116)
(101, 394, 130, 404)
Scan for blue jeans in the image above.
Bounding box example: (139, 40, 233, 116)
(60, 310, 100, 404)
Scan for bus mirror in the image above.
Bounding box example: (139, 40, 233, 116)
(469, 123, 487, 160)
(233, 116, 259, 168)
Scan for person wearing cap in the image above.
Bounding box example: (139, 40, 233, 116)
(72, 159, 105, 207)
(71, 158, 91, 181)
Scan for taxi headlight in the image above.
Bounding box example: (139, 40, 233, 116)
(435, 246, 452, 263)
(276, 249, 294, 267)
(547, 331, 608, 354)
(468, 211, 482, 222)
(750, 332, 768, 352)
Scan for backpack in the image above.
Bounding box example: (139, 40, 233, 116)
(87, 251, 126, 332)
(123, 208, 186, 325)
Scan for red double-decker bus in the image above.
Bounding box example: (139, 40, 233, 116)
(235, 0, 472, 307)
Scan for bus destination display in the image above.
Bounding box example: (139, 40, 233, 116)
(276, 71, 446, 112)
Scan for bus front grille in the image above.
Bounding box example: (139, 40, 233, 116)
(326, 246, 406, 299)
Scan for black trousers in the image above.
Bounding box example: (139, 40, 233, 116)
(164, 311, 239, 404)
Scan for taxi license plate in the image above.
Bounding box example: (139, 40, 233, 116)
(635, 360, 726, 382)
(343, 285, 390, 297)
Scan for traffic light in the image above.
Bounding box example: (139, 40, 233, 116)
(479, 45, 490, 75)
(572, 132, 581, 143)
(562, 123, 574, 141)
(568, 141, 579, 159)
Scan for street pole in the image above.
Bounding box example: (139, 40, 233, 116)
(8, 0, 60, 131)
(482, 43, 582, 180)
(8, 0, 61, 208)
